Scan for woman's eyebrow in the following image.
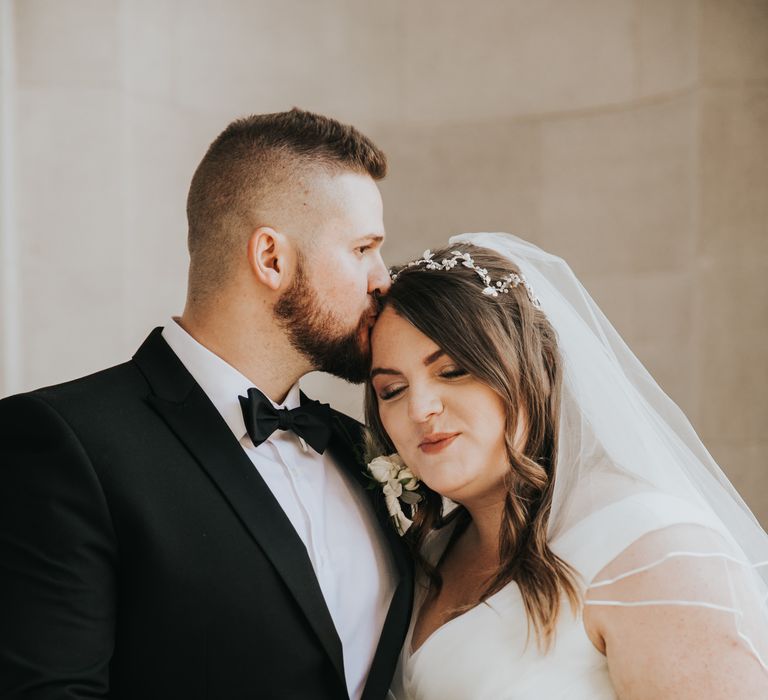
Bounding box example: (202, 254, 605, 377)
(423, 349, 445, 366)
(370, 366, 400, 379)
(370, 349, 445, 379)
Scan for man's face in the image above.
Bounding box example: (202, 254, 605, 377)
(274, 171, 390, 383)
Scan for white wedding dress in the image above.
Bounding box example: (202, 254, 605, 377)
(385, 233, 768, 698)
(389, 490, 730, 700)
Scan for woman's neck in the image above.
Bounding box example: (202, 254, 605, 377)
(460, 498, 506, 562)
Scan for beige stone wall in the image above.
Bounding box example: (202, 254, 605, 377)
(1, 0, 765, 522)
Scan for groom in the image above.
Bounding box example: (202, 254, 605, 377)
(0, 109, 412, 699)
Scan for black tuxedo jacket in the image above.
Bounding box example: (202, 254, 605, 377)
(0, 329, 413, 700)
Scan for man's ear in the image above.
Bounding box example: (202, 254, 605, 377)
(247, 226, 292, 291)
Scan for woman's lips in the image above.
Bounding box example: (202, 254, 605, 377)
(418, 433, 460, 454)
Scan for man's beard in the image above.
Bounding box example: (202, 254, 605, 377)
(274, 256, 376, 384)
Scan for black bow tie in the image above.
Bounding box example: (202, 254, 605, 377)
(239, 387, 333, 455)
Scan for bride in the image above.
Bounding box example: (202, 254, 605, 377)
(364, 233, 768, 699)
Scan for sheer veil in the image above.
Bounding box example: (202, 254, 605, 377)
(450, 232, 768, 669)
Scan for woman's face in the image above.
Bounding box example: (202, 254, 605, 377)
(370, 306, 510, 507)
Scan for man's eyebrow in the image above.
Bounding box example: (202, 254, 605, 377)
(354, 234, 385, 245)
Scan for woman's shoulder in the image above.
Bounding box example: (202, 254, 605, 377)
(551, 488, 726, 585)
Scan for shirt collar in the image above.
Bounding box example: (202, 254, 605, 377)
(161, 318, 301, 442)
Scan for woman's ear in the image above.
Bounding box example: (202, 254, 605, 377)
(247, 226, 291, 291)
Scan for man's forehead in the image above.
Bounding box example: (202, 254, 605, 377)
(317, 170, 382, 205)
(320, 186, 385, 236)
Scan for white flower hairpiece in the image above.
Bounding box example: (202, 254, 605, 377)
(390, 249, 541, 307)
(367, 453, 423, 536)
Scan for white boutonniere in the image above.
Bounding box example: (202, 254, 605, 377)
(367, 453, 423, 536)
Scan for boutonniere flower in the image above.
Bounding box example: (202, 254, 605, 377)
(367, 453, 423, 536)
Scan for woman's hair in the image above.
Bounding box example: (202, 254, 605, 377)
(364, 243, 580, 648)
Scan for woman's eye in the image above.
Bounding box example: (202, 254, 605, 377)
(356, 245, 371, 256)
(378, 385, 406, 400)
(440, 367, 468, 379)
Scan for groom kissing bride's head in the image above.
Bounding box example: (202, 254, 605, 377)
(0, 108, 410, 700)
(184, 107, 391, 388)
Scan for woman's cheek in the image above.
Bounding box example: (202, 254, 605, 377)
(380, 408, 403, 452)
(387, 410, 410, 461)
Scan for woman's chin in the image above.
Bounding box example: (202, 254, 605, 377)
(424, 477, 508, 511)
(422, 477, 473, 505)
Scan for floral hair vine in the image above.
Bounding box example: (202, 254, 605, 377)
(367, 453, 422, 536)
(390, 249, 541, 307)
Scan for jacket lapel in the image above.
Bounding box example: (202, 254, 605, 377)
(325, 413, 413, 580)
(133, 329, 346, 687)
(324, 412, 415, 700)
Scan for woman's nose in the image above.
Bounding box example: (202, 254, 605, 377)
(407, 387, 443, 423)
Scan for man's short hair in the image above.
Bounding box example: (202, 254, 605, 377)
(185, 108, 387, 300)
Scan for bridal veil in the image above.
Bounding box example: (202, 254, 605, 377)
(450, 232, 768, 669)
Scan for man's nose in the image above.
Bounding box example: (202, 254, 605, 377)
(369, 252, 391, 295)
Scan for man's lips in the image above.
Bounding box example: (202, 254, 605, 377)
(362, 308, 379, 329)
(419, 432, 460, 454)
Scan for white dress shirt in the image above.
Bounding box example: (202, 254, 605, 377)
(162, 319, 396, 700)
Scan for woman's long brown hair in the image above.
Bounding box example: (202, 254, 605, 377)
(364, 243, 580, 648)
